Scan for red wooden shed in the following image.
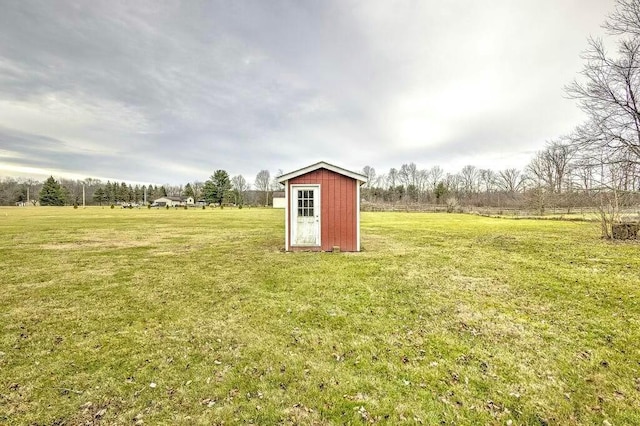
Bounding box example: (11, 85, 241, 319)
(277, 161, 367, 252)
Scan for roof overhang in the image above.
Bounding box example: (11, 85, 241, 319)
(277, 161, 368, 185)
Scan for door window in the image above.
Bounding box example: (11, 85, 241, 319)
(297, 190, 314, 217)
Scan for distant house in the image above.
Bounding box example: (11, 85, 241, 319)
(272, 191, 285, 209)
(152, 196, 184, 207)
(185, 197, 195, 206)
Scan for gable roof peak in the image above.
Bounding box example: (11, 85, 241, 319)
(277, 161, 367, 184)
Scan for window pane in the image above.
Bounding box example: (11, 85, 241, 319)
(309, 207, 314, 216)
(298, 200, 302, 207)
(298, 190, 302, 198)
(308, 200, 314, 208)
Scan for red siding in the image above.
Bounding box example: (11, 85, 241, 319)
(288, 168, 358, 251)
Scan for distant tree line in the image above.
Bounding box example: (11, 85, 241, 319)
(2, 143, 637, 215)
(0, 168, 285, 207)
(361, 138, 639, 213)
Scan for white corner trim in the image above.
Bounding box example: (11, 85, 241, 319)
(284, 180, 289, 251)
(356, 181, 361, 252)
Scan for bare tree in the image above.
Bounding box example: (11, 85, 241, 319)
(231, 175, 249, 206)
(605, 0, 640, 37)
(428, 166, 444, 192)
(497, 168, 523, 194)
(572, 158, 596, 194)
(386, 168, 398, 188)
(460, 165, 479, 194)
(566, 26, 640, 170)
(562, 0, 640, 234)
(20, 177, 40, 205)
(407, 163, 418, 187)
(191, 181, 203, 201)
(591, 159, 638, 238)
(546, 141, 575, 193)
(61, 179, 83, 205)
(479, 169, 496, 193)
(362, 166, 376, 189)
(164, 184, 183, 197)
(416, 169, 429, 201)
(422, 166, 444, 203)
(445, 173, 462, 194)
(254, 169, 271, 206)
(271, 169, 284, 192)
(398, 164, 411, 188)
(527, 149, 555, 191)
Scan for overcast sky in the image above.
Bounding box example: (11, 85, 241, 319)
(0, 0, 617, 186)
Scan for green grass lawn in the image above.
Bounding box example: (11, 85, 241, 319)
(1, 207, 639, 425)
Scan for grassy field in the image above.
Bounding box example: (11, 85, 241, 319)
(1, 207, 639, 425)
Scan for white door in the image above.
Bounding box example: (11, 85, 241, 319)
(292, 186, 320, 246)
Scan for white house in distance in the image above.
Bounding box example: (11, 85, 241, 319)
(152, 196, 185, 207)
(272, 191, 285, 209)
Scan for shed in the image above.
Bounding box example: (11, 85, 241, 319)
(272, 191, 286, 209)
(277, 161, 367, 252)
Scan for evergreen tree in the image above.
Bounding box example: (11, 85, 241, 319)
(39, 176, 65, 206)
(184, 182, 194, 198)
(15, 186, 27, 203)
(105, 181, 115, 203)
(118, 182, 128, 202)
(93, 187, 105, 206)
(215, 170, 231, 205)
(203, 170, 231, 206)
(202, 180, 215, 204)
(435, 181, 447, 203)
(134, 185, 142, 203)
(148, 185, 157, 202)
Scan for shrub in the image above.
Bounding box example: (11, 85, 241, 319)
(148, 204, 151, 209)
(110, 204, 115, 209)
(445, 197, 460, 213)
(166, 205, 169, 210)
(73, 204, 78, 209)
